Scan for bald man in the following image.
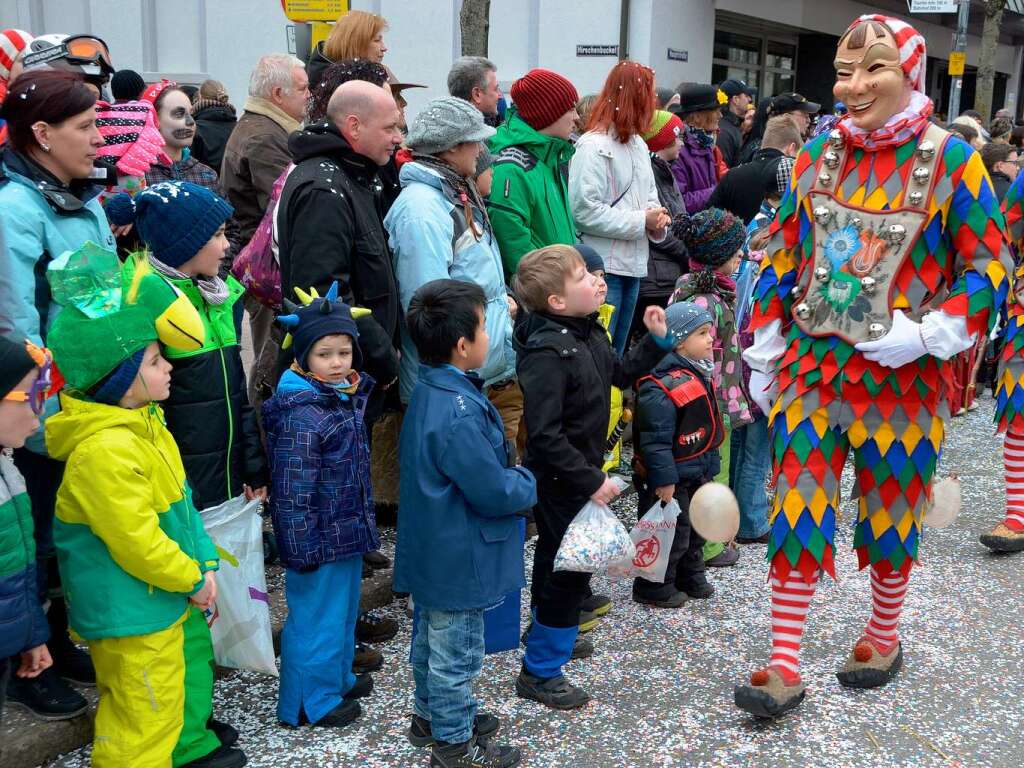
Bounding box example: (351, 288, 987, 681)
(277, 79, 403, 425)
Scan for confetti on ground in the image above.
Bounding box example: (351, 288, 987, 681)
(38, 398, 1024, 767)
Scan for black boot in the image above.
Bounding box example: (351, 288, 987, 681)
(179, 745, 247, 768)
(6, 667, 88, 720)
(431, 738, 521, 768)
(677, 571, 715, 599)
(353, 642, 383, 674)
(515, 666, 590, 710)
(343, 673, 373, 700)
(208, 717, 239, 747)
(312, 700, 361, 728)
(363, 550, 391, 569)
(356, 612, 399, 643)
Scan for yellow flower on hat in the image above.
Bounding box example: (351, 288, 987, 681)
(717, 89, 728, 105)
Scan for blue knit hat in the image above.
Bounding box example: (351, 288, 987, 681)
(277, 283, 362, 372)
(105, 181, 233, 269)
(575, 243, 605, 274)
(665, 301, 713, 345)
(90, 348, 145, 404)
(671, 208, 745, 268)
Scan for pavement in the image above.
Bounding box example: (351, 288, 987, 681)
(20, 396, 1024, 767)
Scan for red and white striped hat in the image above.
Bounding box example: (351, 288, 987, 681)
(845, 15, 926, 93)
(0, 28, 33, 84)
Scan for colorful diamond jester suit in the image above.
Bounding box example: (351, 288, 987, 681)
(739, 120, 1011, 708)
(986, 173, 1024, 552)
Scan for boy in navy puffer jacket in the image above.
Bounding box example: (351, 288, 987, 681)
(262, 285, 377, 730)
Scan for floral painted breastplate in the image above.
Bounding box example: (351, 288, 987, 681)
(790, 122, 949, 345)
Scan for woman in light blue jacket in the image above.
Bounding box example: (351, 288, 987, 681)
(385, 96, 515, 405)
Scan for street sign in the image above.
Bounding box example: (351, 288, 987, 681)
(577, 44, 619, 57)
(282, 0, 347, 23)
(948, 51, 966, 76)
(667, 48, 688, 62)
(907, 0, 958, 12)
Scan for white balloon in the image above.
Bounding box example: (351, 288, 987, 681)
(689, 482, 740, 542)
(923, 476, 960, 528)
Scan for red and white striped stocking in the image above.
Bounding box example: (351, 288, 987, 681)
(1004, 428, 1024, 532)
(863, 565, 908, 653)
(767, 570, 820, 684)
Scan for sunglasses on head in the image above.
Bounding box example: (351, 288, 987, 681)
(2, 342, 54, 415)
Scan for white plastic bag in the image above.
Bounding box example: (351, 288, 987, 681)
(608, 499, 681, 582)
(200, 495, 278, 676)
(554, 480, 634, 573)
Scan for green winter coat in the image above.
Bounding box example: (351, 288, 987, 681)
(487, 110, 576, 277)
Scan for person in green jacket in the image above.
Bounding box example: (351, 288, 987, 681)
(43, 247, 246, 768)
(488, 68, 580, 278)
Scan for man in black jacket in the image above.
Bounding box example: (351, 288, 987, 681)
(716, 78, 754, 168)
(277, 80, 403, 418)
(709, 115, 801, 223)
(981, 141, 1019, 202)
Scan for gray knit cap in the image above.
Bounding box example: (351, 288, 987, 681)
(665, 301, 714, 344)
(406, 96, 496, 154)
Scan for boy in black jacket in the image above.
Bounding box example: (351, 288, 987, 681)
(633, 302, 722, 608)
(513, 244, 670, 710)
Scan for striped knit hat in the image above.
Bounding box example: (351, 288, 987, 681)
(671, 208, 745, 268)
(845, 15, 926, 93)
(0, 29, 33, 84)
(642, 110, 684, 152)
(510, 68, 579, 130)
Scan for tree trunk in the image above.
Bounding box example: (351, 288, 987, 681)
(460, 0, 491, 57)
(974, 0, 1007, 123)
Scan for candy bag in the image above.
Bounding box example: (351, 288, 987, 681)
(607, 498, 681, 582)
(554, 480, 633, 573)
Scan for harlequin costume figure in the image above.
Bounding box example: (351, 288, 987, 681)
(734, 15, 1012, 718)
(985, 172, 1024, 553)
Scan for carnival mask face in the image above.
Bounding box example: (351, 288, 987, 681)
(833, 21, 910, 131)
(157, 89, 196, 149)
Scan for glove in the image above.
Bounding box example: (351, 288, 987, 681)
(854, 309, 927, 368)
(748, 369, 778, 415)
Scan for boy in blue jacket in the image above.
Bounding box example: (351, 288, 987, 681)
(633, 302, 723, 608)
(262, 285, 378, 730)
(395, 279, 537, 768)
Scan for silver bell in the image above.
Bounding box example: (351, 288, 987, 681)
(813, 206, 831, 225)
(907, 190, 924, 206)
(814, 266, 830, 282)
(823, 150, 840, 169)
(917, 140, 936, 161)
(818, 171, 832, 187)
(794, 302, 812, 320)
(912, 166, 931, 184)
(868, 322, 887, 340)
(886, 224, 907, 243)
(850, 216, 863, 229)
(790, 285, 803, 298)
(829, 129, 844, 148)
(860, 276, 877, 294)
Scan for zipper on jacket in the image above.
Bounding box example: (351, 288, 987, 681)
(203, 303, 236, 502)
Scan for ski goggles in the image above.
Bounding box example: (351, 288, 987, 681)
(2, 342, 54, 415)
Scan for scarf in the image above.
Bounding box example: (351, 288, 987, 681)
(243, 96, 301, 134)
(686, 260, 737, 300)
(683, 354, 715, 378)
(688, 127, 715, 149)
(289, 363, 361, 396)
(149, 254, 230, 306)
(837, 90, 933, 150)
(411, 153, 491, 240)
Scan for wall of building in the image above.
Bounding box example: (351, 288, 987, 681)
(0, 0, 1019, 121)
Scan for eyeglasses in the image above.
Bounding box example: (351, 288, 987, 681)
(2, 342, 54, 415)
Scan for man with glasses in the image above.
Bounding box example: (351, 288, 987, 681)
(981, 141, 1020, 201)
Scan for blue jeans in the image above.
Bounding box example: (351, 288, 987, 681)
(278, 556, 362, 725)
(410, 608, 485, 745)
(603, 274, 641, 354)
(729, 416, 771, 539)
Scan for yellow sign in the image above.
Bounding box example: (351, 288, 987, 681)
(310, 21, 332, 49)
(948, 51, 966, 77)
(282, 0, 347, 23)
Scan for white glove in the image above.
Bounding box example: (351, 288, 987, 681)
(748, 369, 778, 415)
(855, 309, 974, 368)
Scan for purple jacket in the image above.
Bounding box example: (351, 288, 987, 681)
(671, 129, 719, 213)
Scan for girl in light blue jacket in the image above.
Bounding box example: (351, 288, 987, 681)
(384, 96, 515, 406)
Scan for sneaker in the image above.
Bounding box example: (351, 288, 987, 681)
(431, 738, 521, 768)
(677, 575, 715, 600)
(520, 625, 594, 659)
(353, 642, 383, 674)
(515, 667, 590, 710)
(6, 668, 89, 721)
(356, 612, 399, 643)
(51, 642, 96, 686)
(179, 744, 247, 768)
(577, 609, 601, 633)
(632, 590, 688, 609)
(363, 550, 391, 569)
(579, 593, 612, 617)
(343, 673, 373, 700)
(311, 700, 361, 728)
(208, 717, 239, 747)
(408, 712, 500, 748)
(706, 544, 740, 567)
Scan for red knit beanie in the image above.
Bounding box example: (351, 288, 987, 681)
(511, 69, 579, 130)
(643, 110, 684, 152)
